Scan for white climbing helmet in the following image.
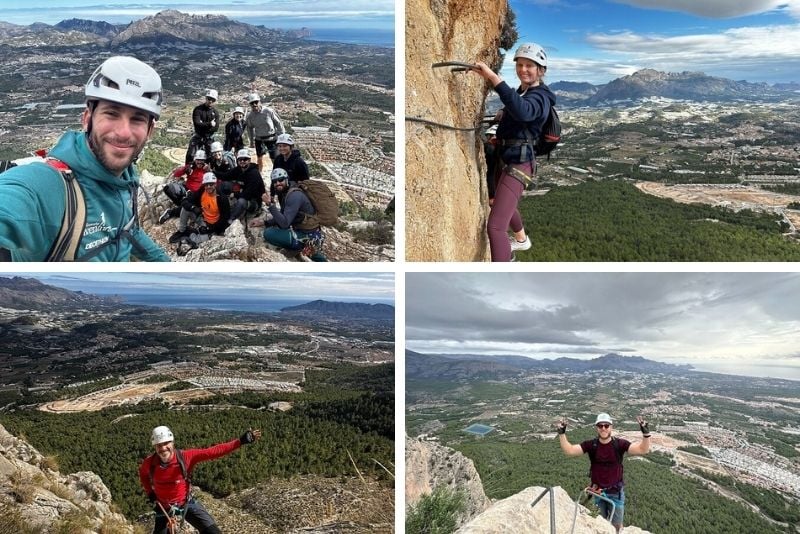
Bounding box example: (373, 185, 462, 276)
(210, 141, 224, 153)
(514, 42, 547, 69)
(194, 149, 207, 161)
(85, 56, 163, 119)
(486, 125, 498, 136)
(270, 168, 289, 182)
(234, 106, 245, 115)
(276, 133, 294, 146)
(151, 426, 174, 445)
(595, 413, 613, 425)
(205, 88, 218, 101)
(237, 148, 251, 160)
(202, 172, 217, 185)
(247, 92, 260, 104)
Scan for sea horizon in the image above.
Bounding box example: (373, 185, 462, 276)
(105, 291, 393, 313)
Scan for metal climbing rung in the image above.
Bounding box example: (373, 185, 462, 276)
(431, 61, 479, 72)
(571, 487, 617, 534)
(529, 487, 557, 534)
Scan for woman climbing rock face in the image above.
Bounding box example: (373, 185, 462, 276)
(470, 42, 556, 262)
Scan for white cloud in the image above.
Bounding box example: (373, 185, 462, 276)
(515, 23, 800, 83)
(611, 0, 792, 18)
(406, 273, 800, 366)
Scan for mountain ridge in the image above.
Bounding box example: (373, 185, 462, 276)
(406, 349, 693, 379)
(0, 10, 302, 48)
(0, 276, 120, 309)
(551, 68, 799, 106)
(281, 300, 394, 320)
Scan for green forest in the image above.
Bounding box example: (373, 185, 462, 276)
(0, 363, 394, 521)
(454, 435, 792, 534)
(516, 180, 800, 261)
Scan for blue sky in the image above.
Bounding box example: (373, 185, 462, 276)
(8, 272, 395, 304)
(0, 1, 394, 31)
(505, 0, 800, 84)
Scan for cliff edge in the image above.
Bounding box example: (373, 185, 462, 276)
(0, 423, 135, 533)
(456, 485, 652, 534)
(405, 0, 508, 261)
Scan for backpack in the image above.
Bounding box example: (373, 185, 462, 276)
(289, 180, 339, 230)
(148, 448, 191, 492)
(0, 157, 86, 261)
(534, 102, 561, 159)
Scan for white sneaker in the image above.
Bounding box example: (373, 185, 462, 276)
(509, 235, 531, 251)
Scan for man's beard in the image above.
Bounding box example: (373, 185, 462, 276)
(89, 130, 145, 175)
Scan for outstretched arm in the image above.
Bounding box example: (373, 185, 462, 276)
(628, 415, 651, 456)
(187, 428, 262, 467)
(557, 419, 583, 457)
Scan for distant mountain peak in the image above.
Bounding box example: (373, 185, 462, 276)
(0, 276, 117, 309)
(110, 9, 285, 47)
(552, 68, 791, 106)
(280, 300, 394, 319)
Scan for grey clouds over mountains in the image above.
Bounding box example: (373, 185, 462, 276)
(406, 273, 800, 367)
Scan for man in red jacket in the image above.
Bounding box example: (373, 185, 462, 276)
(139, 425, 261, 534)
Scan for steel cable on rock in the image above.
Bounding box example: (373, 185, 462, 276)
(405, 60, 488, 133)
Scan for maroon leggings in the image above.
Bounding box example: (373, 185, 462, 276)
(487, 163, 529, 261)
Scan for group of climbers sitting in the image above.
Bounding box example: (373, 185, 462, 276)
(160, 133, 329, 261)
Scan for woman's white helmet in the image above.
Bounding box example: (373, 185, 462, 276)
(247, 92, 260, 104)
(276, 133, 294, 146)
(514, 42, 547, 69)
(205, 88, 218, 101)
(234, 106, 245, 115)
(85, 56, 163, 119)
(151, 426, 174, 445)
(202, 172, 217, 185)
(271, 168, 289, 182)
(194, 150, 207, 161)
(210, 141, 224, 153)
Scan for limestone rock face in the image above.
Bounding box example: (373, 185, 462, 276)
(0, 423, 134, 533)
(456, 486, 652, 534)
(406, 0, 508, 261)
(405, 437, 491, 528)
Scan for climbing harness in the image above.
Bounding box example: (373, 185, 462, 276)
(156, 500, 189, 534)
(571, 486, 617, 534)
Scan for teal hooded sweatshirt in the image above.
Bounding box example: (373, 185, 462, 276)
(0, 131, 169, 261)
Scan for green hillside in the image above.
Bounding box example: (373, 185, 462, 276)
(0, 363, 394, 520)
(516, 180, 800, 261)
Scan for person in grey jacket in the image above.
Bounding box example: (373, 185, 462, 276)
(245, 92, 285, 173)
(253, 169, 326, 261)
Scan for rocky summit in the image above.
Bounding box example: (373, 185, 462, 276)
(0, 423, 134, 533)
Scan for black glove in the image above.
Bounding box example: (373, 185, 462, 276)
(639, 419, 651, 437)
(240, 429, 256, 445)
(557, 421, 567, 435)
(148, 492, 156, 504)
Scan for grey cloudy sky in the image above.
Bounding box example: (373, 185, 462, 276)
(406, 273, 800, 370)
